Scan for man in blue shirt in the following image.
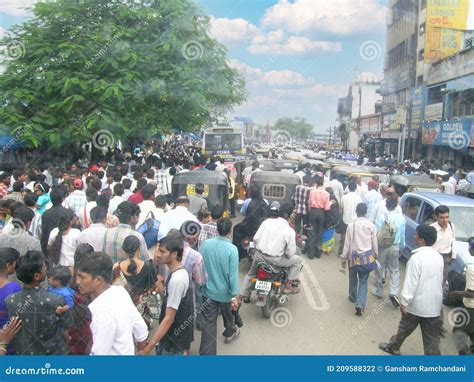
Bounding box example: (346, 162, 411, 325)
(199, 218, 240, 355)
(373, 198, 406, 307)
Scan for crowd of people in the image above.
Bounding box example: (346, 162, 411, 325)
(0, 139, 472, 356)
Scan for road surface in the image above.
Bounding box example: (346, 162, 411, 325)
(188, 234, 458, 355)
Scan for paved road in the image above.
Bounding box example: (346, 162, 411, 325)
(189, 234, 458, 355)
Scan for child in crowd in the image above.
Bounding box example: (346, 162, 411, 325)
(47, 266, 75, 344)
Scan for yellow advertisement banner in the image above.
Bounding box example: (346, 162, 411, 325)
(424, 0, 472, 62)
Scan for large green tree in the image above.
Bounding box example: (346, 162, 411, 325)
(273, 117, 314, 140)
(0, 0, 245, 149)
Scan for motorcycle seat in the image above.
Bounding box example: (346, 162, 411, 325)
(256, 261, 284, 275)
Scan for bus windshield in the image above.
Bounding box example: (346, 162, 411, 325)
(204, 133, 242, 154)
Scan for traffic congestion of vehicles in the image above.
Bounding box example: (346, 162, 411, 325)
(0, 134, 473, 356)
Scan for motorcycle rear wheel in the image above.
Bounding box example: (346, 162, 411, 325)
(261, 289, 275, 319)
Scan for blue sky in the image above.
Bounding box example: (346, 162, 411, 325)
(0, 0, 388, 132)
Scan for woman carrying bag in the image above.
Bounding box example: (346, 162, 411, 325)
(113, 235, 162, 328)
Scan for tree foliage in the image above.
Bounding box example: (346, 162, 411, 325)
(273, 117, 314, 140)
(0, 0, 246, 149)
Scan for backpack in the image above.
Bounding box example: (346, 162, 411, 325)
(377, 214, 397, 248)
(136, 211, 160, 249)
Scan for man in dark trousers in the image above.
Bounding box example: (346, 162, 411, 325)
(40, 187, 70, 255)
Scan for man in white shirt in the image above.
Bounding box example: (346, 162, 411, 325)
(75, 252, 148, 355)
(328, 175, 344, 205)
(379, 224, 443, 355)
(137, 184, 158, 227)
(430, 205, 456, 285)
(158, 196, 198, 239)
(78, 206, 108, 252)
(78, 188, 98, 229)
(363, 180, 382, 223)
(373, 188, 402, 223)
(442, 179, 455, 195)
(108, 184, 126, 215)
(338, 181, 362, 256)
(241, 202, 302, 298)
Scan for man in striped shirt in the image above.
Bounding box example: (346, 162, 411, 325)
(292, 176, 313, 235)
(379, 224, 443, 355)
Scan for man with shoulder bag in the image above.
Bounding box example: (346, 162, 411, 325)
(373, 198, 406, 307)
(340, 203, 378, 316)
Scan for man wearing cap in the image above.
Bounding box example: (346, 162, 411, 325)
(363, 180, 382, 223)
(157, 196, 198, 239)
(64, 178, 87, 217)
(241, 202, 302, 299)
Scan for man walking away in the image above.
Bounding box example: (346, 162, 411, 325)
(7, 251, 74, 355)
(338, 181, 362, 257)
(308, 175, 331, 259)
(373, 198, 406, 306)
(188, 183, 208, 216)
(199, 218, 240, 355)
(341, 203, 378, 316)
(379, 225, 443, 355)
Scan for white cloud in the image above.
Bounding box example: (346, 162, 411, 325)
(274, 83, 347, 98)
(228, 59, 312, 88)
(0, 0, 36, 17)
(248, 35, 341, 55)
(209, 17, 258, 47)
(262, 0, 385, 35)
(261, 70, 308, 87)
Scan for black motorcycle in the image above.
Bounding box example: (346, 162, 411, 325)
(251, 261, 289, 318)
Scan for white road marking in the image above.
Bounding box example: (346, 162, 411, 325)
(300, 259, 330, 311)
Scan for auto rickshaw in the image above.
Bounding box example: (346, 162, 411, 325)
(389, 175, 442, 197)
(359, 166, 390, 185)
(325, 158, 351, 168)
(171, 171, 229, 210)
(330, 166, 374, 189)
(249, 171, 302, 206)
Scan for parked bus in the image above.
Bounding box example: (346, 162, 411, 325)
(202, 125, 245, 155)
